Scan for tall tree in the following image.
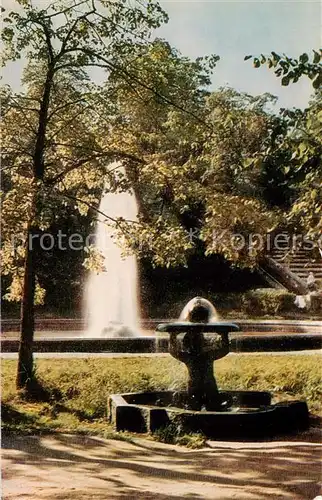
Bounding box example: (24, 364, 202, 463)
(283, 91, 322, 244)
(1, 0, 168, 390)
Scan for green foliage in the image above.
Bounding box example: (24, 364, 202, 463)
(1, 0, 177, 390)
(2, 0, 168, 67)
(246, 49, 322, 89)
(2, 1, 321, 322)
(284, 93, 322, 241)
(113, 79, 281, 266)
(100, 39, 218, 266)
(1, 4, 222, 305)
(310, 294, 322, 314)
(241, 288, 296, 315)
(245, 52, 321, 245)
(197, 90, 280, 266)
(147, 290, 307, 319)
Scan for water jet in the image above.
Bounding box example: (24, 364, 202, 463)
(85, 164, 139, 338)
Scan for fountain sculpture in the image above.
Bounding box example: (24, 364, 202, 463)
(109, 297, 309, 439)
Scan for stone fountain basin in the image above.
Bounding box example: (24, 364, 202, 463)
(108, 390, 309, 439)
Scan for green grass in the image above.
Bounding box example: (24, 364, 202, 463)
(2, 354, 321, 446)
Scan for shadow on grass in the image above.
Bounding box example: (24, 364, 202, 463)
(1, 400, 100, 436)
(1, 402, 53, 435)
(20, 376, 63, 403)
(1, 402, 37, 425)
(2, 373, 97, 430)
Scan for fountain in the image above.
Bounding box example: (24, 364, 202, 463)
(108, 297, 309, 439)
(85, 166, 139, 337)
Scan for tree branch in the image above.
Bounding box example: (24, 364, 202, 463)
(58, 8, 96, 57)
(46, 150, 145, 185)
(43, 0, 88, 19)
(46, 102, 93, 142)
(31, 18, 55, 63)
(54, 45, 213, 132)
(58, 189, 139, 228)
(47, 97, 87, 122)
(86, 50, 213, 131)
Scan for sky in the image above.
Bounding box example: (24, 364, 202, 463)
(156, 0, 321, 109)
(2, 0, 321, 110)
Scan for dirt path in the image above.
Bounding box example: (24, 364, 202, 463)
(2, 432, 321, 500)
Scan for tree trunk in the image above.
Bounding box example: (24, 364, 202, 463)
(16, 224, 37, 389)
(16, 63, 54, 391)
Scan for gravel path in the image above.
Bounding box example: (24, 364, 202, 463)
(2, 431, 321, 500)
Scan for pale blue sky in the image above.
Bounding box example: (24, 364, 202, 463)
(156, 0, 321, 109)
(2, 0, 321, 109)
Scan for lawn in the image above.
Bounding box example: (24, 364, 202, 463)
(2, 354, 321, 445)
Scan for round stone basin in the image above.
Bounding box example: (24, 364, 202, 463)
(108, 390, 309, 439)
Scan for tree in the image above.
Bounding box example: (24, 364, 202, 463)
(101, 39, 220, 266)
(284, 91, 322, 243)
(1, 0, 169, 390)
(245, 49, 322, 248)
(195, 89, 279, 265)
(2, 0, 223, 390)
(108, 54, 280, 267)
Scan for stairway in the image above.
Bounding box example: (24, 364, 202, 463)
(270, 249, 322, 285)
(266, 232, 322, 292)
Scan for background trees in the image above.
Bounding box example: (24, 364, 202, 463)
(285, 90, 322, 244)
(106, 49, 281, 267)
(247, 49, 322, 247)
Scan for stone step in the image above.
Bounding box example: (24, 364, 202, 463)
(289, 263, 322, 267)
(291, 269, 322, 272)
(296, 273, 322, 278)
(293, 267, 322, 272)
(271, 252, 318, 257)
(271, 252, 316, 257)
(289, 266, 322, 271)
(274, 259, 322, 269)
(272, 260, 321, 267)
(271, 249, 314, 253)
(271, 255, 317, 261)
(270, 253, 308, 257)
(290, 274, 322, 279)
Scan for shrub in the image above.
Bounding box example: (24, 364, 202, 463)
(241, 288, 296, 315)
(153, 422, 207, 448)
(310, 293, 322, 314)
